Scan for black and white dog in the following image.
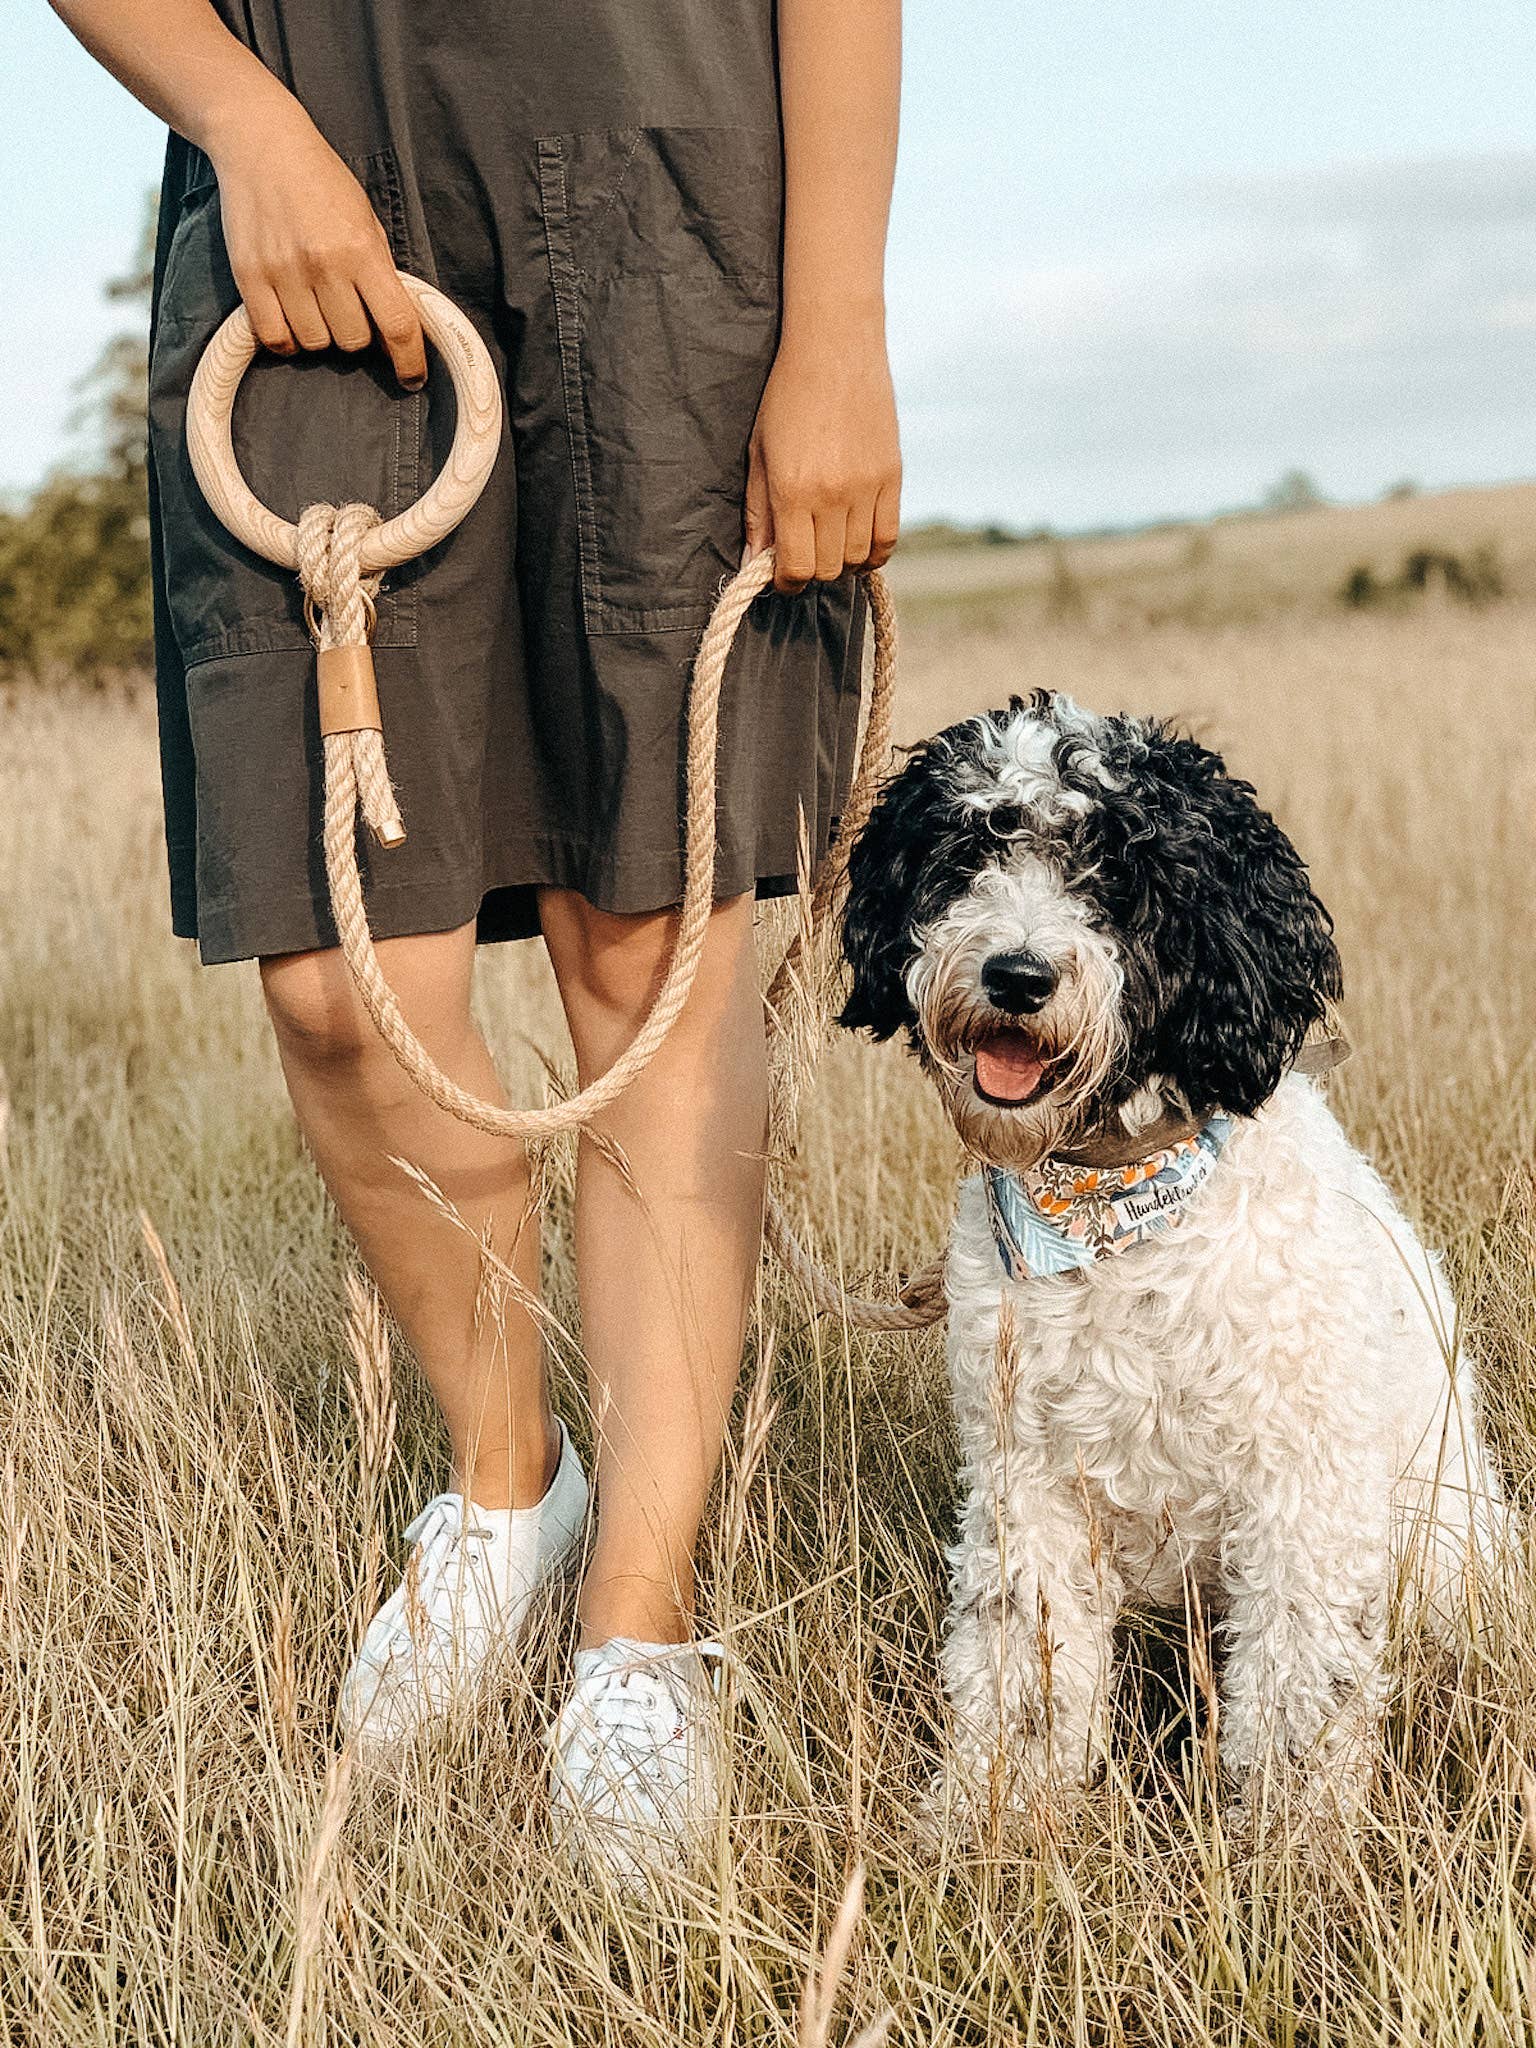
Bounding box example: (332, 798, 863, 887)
(839, 691, 1503, 1821)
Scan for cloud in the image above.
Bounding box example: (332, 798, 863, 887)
(893, 151, 1536, 527)
(1196, 151, 1536, 235)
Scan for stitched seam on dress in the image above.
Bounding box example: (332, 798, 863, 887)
(572, 128, 645, 282)
(377, 155, 415, 515)
(538, 127, 783, 285)
(179, 615, 416, 667)
(537, 137, 607, 627)
(369, 150, 419, 650)
(589, 602, 717, 633)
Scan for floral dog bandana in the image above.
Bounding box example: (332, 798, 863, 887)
(985, 1116, 1234, 1280)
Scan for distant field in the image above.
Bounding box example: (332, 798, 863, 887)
(889, 478, 1536, 629)
(2, 520, 1535, 2042)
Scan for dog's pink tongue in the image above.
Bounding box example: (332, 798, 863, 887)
(974, 1032, 1047, 1104)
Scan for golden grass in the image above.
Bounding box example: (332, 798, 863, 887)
(892, 480, 1536, 630)
(2, 570, 1535, 2043)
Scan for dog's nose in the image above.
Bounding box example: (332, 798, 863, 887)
(981, 949, 1057, 1015)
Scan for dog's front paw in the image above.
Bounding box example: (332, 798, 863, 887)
(1222, 1690, 1379, 1860)
(927, 1746, 1086, 1853)
(1222, 1747, 1376, 1872)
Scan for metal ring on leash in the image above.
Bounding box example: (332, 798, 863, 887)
(186, 272, 502, 572)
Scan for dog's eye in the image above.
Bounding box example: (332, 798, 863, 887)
(986, 803, 1027, 839)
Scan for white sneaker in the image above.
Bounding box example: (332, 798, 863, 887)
(340, 1420, 588, 1753)
(549, 1636, 725, 1887)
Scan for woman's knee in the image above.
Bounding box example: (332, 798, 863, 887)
(542, 897, 673, 1019)
(260, 923, 478, 1074)
(259, 948, 377, 1071)
(541, 888, 754, 1021)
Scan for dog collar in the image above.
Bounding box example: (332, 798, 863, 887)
(985, 1114, 1234, 1280)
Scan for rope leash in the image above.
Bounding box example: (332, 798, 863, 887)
(298, 513, 947, 1323)
(187, 277, 945, 1329)
(297, 502, 406, 851)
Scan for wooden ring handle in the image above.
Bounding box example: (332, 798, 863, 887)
(185, 273, 503, 573)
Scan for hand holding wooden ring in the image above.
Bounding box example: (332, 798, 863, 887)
(185, 271, 503, 571)
(184, 274, 503, 853)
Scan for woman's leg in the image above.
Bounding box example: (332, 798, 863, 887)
(260, 923, 555, 1510)
(539, 889, 767, 1647)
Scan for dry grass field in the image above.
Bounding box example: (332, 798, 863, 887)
(2, 488, 1535, 2044)
(894, 479, 1536, 631)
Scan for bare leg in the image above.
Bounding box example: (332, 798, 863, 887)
(539, 889, 767, 1647)
(260, 925, 555, 1510)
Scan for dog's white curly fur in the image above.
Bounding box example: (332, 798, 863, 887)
(943, 1076, 1504, 1817)
(838, 695, 1508, 1826)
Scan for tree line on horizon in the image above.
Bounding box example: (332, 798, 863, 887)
(1, 200, 1473, 683)
(0, 200, 156, 684)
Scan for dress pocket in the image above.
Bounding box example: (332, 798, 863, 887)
(148, 147, 424, 666)
(536, 127, 783, 636)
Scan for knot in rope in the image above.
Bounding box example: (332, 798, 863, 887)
(298, 500, 406, 853)
(296, 501, 385, 650)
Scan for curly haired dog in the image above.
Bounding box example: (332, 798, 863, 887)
(839, 692, 1504, 1822)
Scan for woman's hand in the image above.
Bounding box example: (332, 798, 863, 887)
(210, 105, 427, 387)
(744, 309, 902, 593)
(50, 0, 425, 382)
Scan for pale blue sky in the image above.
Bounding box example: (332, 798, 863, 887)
(5, 0, 1535, 527)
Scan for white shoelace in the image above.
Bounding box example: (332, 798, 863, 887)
(550, 1636, 726, 1871)
(357, 1495, 497, 1671)
(573, 1641, 723, 1774)
(547, 1640, 727, 1883)
(342, 1429, 591, 1753)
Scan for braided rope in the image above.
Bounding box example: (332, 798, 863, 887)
(764, 1192, 946, 1332)
(297, 500, 381, 646)
(762, 570, 897, 1022)
(296, 515, 946, 1329)
(297, 503, 406, 849)
(755, 570, 948, 1330)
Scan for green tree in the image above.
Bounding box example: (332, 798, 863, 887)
(0, 194, 156, 682)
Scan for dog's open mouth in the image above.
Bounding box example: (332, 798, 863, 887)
(972, 1029, 1057, 1108)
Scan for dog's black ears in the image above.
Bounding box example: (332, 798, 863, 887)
(1120, 737, 1343, 1118)
(837, 738, 957, 1042)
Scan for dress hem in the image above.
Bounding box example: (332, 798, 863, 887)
(178, 855, 813, 965)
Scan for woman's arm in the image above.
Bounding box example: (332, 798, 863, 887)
(50, 0, 426, 383)
(746, 0, 902, 592)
